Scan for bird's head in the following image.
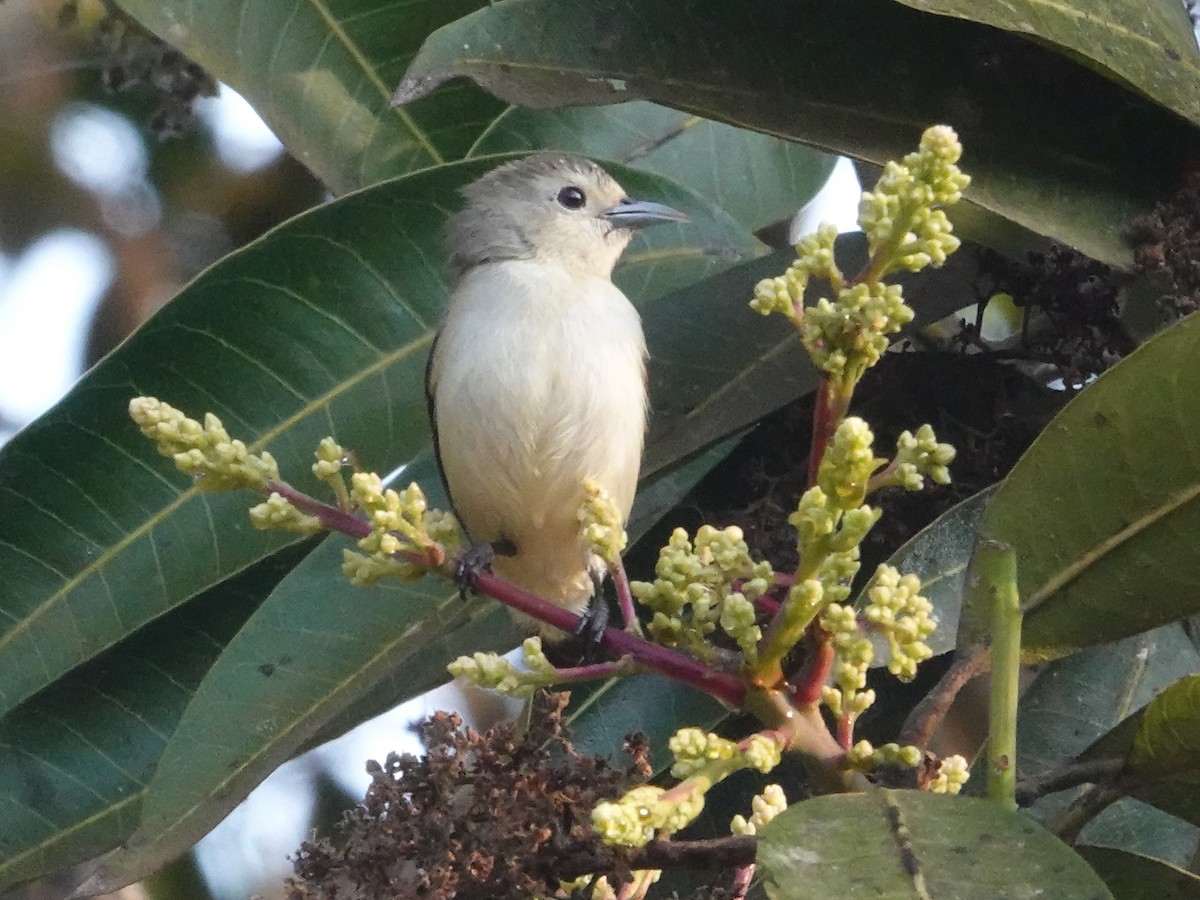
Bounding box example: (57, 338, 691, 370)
(447, 154, 687, 279)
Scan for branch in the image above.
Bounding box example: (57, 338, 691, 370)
(554, 835, 758, 880)
(473, 570, 748, 709)
(1015, 757, 1127, 806)
(897, 646, 991, 748)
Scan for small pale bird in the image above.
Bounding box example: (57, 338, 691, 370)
(426, 153, 687, 636)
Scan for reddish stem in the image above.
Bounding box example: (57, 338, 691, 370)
(807, 377, 840, 486)
(261, 479, 748, 709)
(788, 628, 834, 707)
(267, 479, 370, 538)
(547, 658, 632, 683)
(474, 570, 747, 709)
(611, 557, 638, 631)
(753, 595, 781, 618)
(836, 712, 854, 750)
(731, 864, 755, 899)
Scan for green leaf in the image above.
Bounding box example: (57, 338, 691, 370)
(970, 313, 1200, 661)
(68, 431, 747, 892)
(1077, 801, 1200, 873)
(396, 0, 1200, 265)
(858, 485, 997, 662)
(1127, 674, 1200, 826)
(113, 0, 504, 192)
(116, 2, 835, 220)
(84, 537, 513, 893)
(0, 158, 758, 723)
(1075, 845, 1200, 899)
(757, 789, 1113, 898)
(894, 0, 1200, 128)
(1013, 625, 1200, 864)
(0, 542, 314, 894)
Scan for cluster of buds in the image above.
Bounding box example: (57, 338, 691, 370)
(863, 565, 938, 681)
(859, 124, 971, 276)
(819, 602, 877, 730)
(873, 425, 957, 492)
(631, 525, 773, 664)
(342, 473, 459, 585)
(592, 729, 784, 849)
(928, 754, 971, 794)
(729, 783, 788, 836)
(578, 479, 628, 566)
(128, 396, 279, 492)
(447, 637, 559, 699)
(843, 740, 923, 772)
(751, 125, 970, 390)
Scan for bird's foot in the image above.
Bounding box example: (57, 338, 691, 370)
(573, 592, 610, 660)
(453, 538, 515, 599)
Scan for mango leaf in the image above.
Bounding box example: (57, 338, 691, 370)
(115, 2, 835, 231)
(0, 158, 758, 722)
(113, 0, 503, 192)
(1010, 625, 1200, 866)
(1075, 845, 1200, 900)
(1126, 674, 1200, 827)
(857, 485, 997, 663)
(757, 789, 1112, 898)
(962, 313, 1200, 661)
(0, 542, 315, 895)
(895, 0, 1200, 128)
(395, 0, 1200, 265)
(77, 435, 747, 893)
(1076, 801, 1200, 873)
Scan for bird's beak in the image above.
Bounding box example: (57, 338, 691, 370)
(600, 198, 689, 229)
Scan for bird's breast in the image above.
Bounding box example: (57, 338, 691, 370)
(431, 260, 648, 546)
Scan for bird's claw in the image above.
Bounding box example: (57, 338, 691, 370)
(453, 538, 515, 599)
(573, 593, 610, 660)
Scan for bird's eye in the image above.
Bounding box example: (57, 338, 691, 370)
(556, 186, 587, 210)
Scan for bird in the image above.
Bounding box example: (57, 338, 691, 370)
(426, 153, 687, 637)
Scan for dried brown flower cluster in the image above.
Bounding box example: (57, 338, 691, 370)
(1131, 167, 1200, 320)
(59, 0, 217, 136)
(285, 693, 649, 899)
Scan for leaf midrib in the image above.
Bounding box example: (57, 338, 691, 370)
(0, 332, 434, 685)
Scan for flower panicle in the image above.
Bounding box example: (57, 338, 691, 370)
(593, 728, 784, 849)
(129, 396, 279, 491)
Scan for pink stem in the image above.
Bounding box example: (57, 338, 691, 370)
(260, 479, 747, 709)
(787, 630, 834, 707)
(266, 479, 370, 538)
(837, 712, 854, 750)
(753, 595, 781, 618)
(611, 557, 638, 631)
(474, 570, 747, 709)
(549, 658, 632, 683)
(731, 863, 755, 899)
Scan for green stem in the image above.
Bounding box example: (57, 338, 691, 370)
(980, 540, 1021, 810)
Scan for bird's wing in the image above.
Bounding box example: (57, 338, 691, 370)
(424, 330, 459, 522)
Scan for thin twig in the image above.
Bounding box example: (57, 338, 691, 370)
(897, 647, 991, 748)
(555, 836, 758, 880)
(1015, 757, 1127, 806)
(610, 557, 639, 632)
(475, 570, 748, 709)
(1045, 781, 1127, 844)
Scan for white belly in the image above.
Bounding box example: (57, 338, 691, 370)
(430, 259, 647, 613)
